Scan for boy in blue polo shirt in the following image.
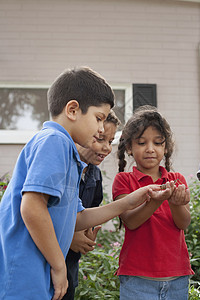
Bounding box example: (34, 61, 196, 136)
(0, 67, 174, 300)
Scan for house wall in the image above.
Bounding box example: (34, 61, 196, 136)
(0, 145, 24, 177)
(0, 0, 200, 199)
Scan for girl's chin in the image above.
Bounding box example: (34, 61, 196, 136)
(97, 155, 105, 162)
(90, 156, 104, 165)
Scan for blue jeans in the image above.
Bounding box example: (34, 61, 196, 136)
(119, 275, 189, 300)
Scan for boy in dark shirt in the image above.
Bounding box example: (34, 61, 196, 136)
(64, 110, 120, 299)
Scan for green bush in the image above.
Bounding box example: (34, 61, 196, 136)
(189, 282, 200, 300)
(75, 218, 123, 300)
(185, 179, 200, 283)
(0, 174, 9, 201)
(76, 179, 200, 299)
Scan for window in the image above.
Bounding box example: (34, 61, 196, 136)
(0, 85, 132, 144)
(0, 86, 49, 143)
(0, 87, 49, 130)
(133, 84, 157, 110)
(112, 85, 133, 128)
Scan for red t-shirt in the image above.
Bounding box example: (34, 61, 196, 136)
(112, 166, 194, 277)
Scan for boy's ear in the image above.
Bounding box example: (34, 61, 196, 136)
(64, 100, 80, 120)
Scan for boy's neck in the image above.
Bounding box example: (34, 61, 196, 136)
(52, 114, 73, 136)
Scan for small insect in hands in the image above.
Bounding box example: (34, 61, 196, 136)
(160, 178, 183, 190)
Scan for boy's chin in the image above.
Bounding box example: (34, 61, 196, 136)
(79, 141, 91, 149)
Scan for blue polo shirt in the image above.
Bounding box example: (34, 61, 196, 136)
(0, 121, 85, 299)
(65, 164, 103, 292)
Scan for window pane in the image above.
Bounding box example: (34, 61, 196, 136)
(113, 89, 125, 128)
(0, 88, 49, 130)
(133, 84, 157, 110)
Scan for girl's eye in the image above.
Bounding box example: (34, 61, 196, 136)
(155, 140, 165, 145)
(96, 117, 102, 122)
(138, 142, 145, 145)
(96, 137, 104, 142)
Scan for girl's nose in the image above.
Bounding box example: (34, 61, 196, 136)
(103, 143, 112, 153)
(146, 143, 155, 152)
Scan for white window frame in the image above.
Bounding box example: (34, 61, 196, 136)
(111, 83, 132, 144)
(0, 84, 132, 144)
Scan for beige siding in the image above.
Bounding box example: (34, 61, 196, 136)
(0, 0, 200, 199)
(0, 145, 24, 176)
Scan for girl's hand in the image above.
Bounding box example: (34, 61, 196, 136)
(51, 264, 68, 300)
(127, 181, 174, 210)
(85, 226, 101, 242)
(168, 184, 190, 206)
(148, 181, 175, 201)
(70, 230, 96, 254)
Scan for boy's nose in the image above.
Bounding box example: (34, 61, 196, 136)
(98, 123, 104, 134)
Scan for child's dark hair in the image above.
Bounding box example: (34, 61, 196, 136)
(105, 109, 121, 127)
(118, 105, 174, 172)
(47, 66, 115, 117)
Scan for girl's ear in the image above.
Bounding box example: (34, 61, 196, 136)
(127, 148, 132, 156)
(64, 100, 80, 121)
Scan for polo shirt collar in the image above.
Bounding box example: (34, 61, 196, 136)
(132, 166, 169, 182)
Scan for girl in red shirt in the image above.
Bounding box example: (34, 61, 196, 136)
(112, 105, 193, 300)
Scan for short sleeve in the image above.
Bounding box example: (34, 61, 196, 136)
(112, 172, 133, 200)
(77, 197, 85, 213)
(22, 135, 70, 206)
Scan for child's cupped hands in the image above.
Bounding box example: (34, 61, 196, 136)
(127, 181, 175, 210)
(148, 181, 175, 202)
(168, 184, 190, 206)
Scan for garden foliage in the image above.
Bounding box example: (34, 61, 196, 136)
(0, 174, 9, 200)
(185, 179, 200, 284)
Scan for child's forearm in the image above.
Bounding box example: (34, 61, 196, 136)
(76, 197, 133, 231)
(120, 198, 164, 230)
(168, 202, 191, 230)
(114, 181, 174, 230)
(168, 184, 191, 229)
(76, 182, 174, 231)
(76, 186, 153, 231)
(20, 192, 65, 271)
(21, 192, 68, 299)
